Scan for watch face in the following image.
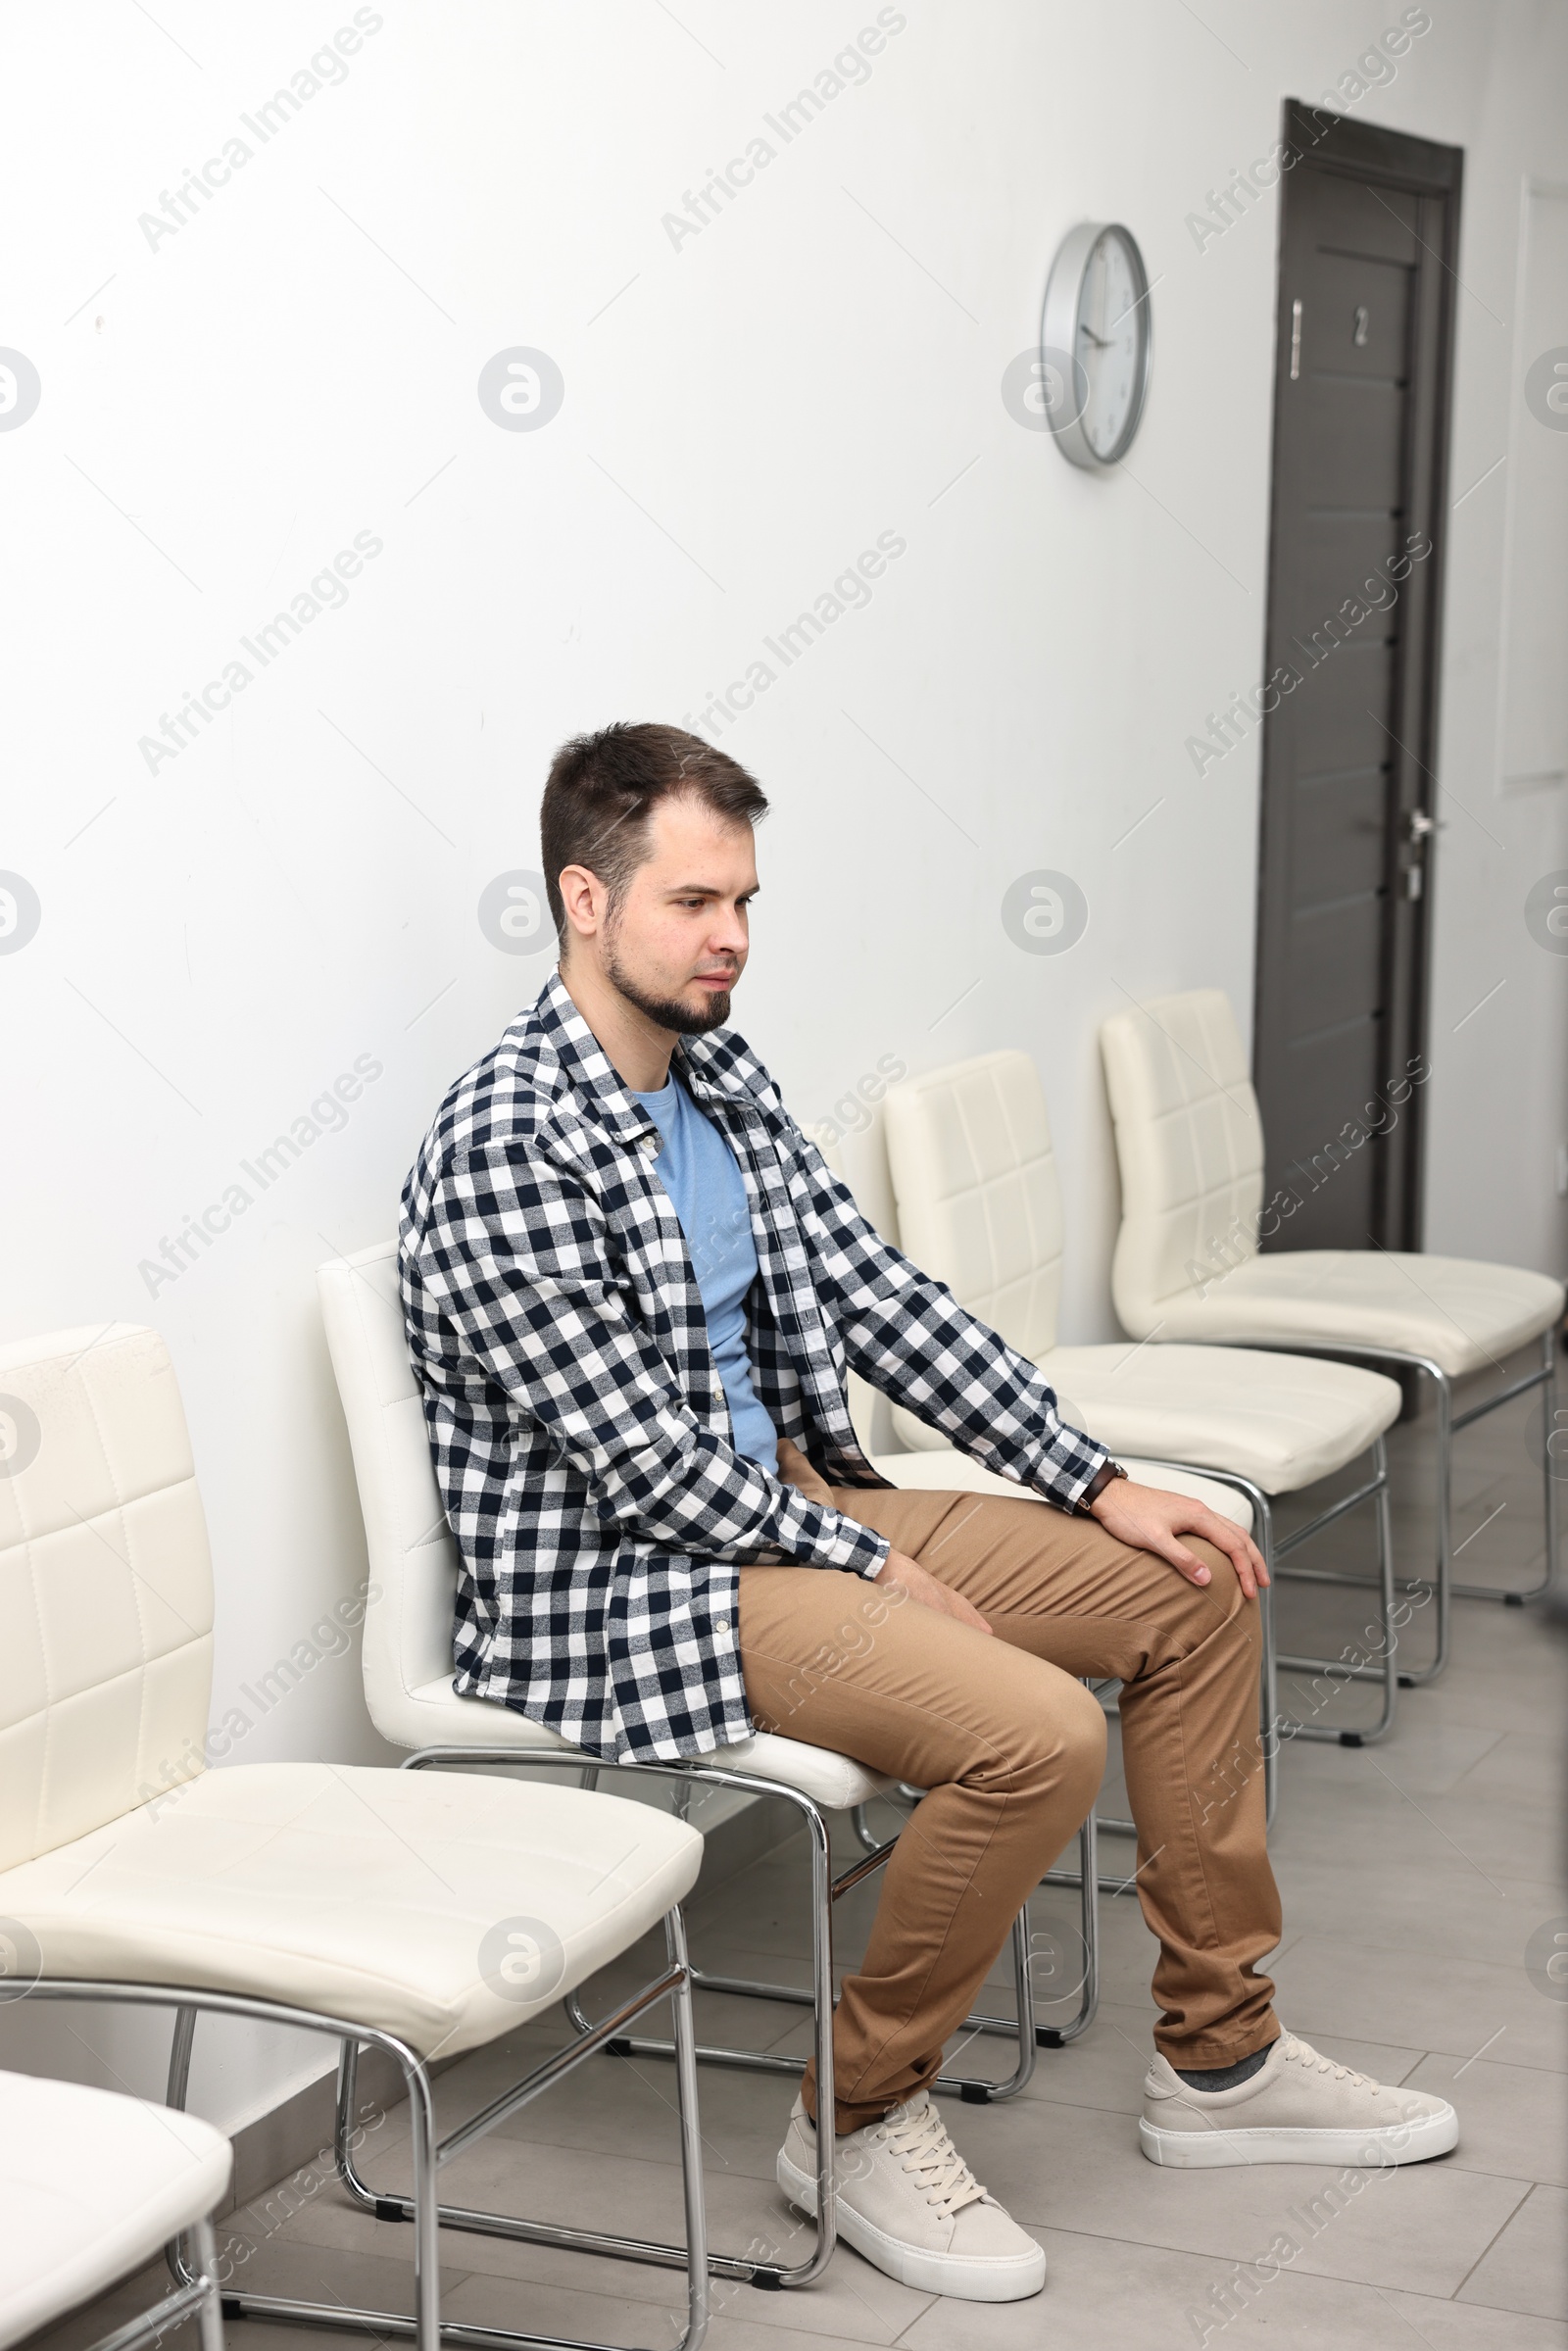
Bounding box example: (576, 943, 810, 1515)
(1077, 227, 1148, 462)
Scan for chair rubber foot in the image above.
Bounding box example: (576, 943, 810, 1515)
(1397, 1674, 1416, 1689)
(1504, 1592, 1526, 1607)
(1036, 2028, 1066, 2048)
(374, 2197, 410, 2224)
(958, 2082, 993, 2103)
(221, 2300, 243, 2322)
(750, 2269, 785, 2291)
(1338, 1731, 1364, 1747)
(606, 2035, 634, 2056)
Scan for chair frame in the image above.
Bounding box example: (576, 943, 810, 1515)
(59, 2211, 224, 2351)
(1191, 1329, 1561, 1687)
(24, 1911, 709, 2351)
(1089, 1437, 1396, 1830)
(399, 1745, 1098, 2291)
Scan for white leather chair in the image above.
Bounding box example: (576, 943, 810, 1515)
(0, 2068, 229, 2351)
(1100, 988, 1565, 1681)
(877, 1052, 1408, 1803)
(813, 1135, 1256, 1880)
(317, 1239, 1102, 2226)
(0, 1323, 708, 2351)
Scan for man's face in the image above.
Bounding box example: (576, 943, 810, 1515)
(578, 793, 758, 1035)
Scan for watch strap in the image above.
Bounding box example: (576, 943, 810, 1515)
(1079, 1459, 1128, 1515)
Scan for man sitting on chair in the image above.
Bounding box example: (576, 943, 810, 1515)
(400, 722, 1457, 2305)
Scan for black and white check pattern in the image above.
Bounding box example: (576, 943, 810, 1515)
(400, 971, 1108, 1762)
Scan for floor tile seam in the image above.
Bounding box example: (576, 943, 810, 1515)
(374, 2120, 762, 2188)
(921, 2209, 1528, 2299)
(1442, 1740, 1550, 1796)
(1271, 1923, 1561, 1966)
(368, 2129, 1568, 2204)
(443, 2132, 785, 2184)
(1421, 2048, 1568, 2079)
(1447, 2178, 1542, 2300)
(1276, 1927, 1560, 1970)
(432, 2228, 930, 2342)
(1422, 2155, 1565, 2187)
(1380, 2271, 1568, 2326)
(1284, 2028, 1568, 2074)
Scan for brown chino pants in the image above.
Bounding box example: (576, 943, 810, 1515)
(740, 1443, 1283, 2134)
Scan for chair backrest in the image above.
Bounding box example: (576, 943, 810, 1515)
(1099, 988, 1266, 1336)
(881, 1051, 1063, 1361)
(316, 1245, 462, 1743)
(0, 1325, 214, 1872)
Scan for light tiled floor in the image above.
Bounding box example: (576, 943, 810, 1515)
(24, 1349, 1568, 2351)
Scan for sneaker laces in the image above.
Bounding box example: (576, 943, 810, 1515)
(875, 2096, 992, 2216)
(1280, 2033, 1379, 2090)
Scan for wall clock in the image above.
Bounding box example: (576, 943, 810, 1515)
(1041, 221, 1152, 467)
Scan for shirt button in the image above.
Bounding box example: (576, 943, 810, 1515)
(714, 1616, 731, 1635)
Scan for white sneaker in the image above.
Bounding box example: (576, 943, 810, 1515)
(1140, 2032, 1459, 2169)
(776, 2088, 1046, 2302)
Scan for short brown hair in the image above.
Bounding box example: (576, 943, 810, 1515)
(540, 722, 768, 943)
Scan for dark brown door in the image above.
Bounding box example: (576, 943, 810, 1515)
(1253, 102, 1461, 1251)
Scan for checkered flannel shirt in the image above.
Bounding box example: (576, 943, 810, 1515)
(399, 970, 1108, 1763)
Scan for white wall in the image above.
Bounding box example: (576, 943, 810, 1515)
(2, 0, 1563, 2130)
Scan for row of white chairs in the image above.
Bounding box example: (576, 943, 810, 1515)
(0, 1298, 1102, 2351)
(0, 1321, 711, 2351)
(831, 990, 1561, 1795)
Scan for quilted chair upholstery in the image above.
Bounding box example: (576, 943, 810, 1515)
(879, 1051, 1401, 1495)
(0, 1324, 214, 1874)
(815, 1120, 1253, 1529)
(1100, 989, 1564, 1376)
(0, 1323, 704, 2057)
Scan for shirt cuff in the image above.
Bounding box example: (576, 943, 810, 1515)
(778, 1488, 891, 1579)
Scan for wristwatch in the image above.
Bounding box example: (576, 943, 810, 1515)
(1077, 1459, 1128, 1516)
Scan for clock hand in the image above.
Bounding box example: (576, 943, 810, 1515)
(1079, 324, 1111, 348)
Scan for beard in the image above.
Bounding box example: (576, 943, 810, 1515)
(604, 940, 733, 1036)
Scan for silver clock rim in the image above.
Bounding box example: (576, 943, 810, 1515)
(1040, 219, 1152, 470)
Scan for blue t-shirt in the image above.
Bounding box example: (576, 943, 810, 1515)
(632, 1072, 779, 1475)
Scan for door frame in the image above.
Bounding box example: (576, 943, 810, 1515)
(1254, 98, 1463, 1250)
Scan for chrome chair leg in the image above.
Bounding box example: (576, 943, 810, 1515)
(1450, 1326, 1561, 1604)
(115, 1964, 711, 2349)
(191, 2217, 226, 2351)
(90, 2213, 225, 2351)
(1546, 1330, 1564, 1598)
(563, 1778, 1096, 2107)
(1206, 1334, 1562, 1677)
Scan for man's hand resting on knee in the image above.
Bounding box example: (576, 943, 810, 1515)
(1089, 1479, 1270, 1599)
(876, 1551, 995, 1633)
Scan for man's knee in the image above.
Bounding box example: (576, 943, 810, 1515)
(1188, 1538, 1260, 1639)
(1001, 1679, 1106, 1805)
(1060, 1681, 1108, 1797)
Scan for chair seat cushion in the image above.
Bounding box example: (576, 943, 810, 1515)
(0, 2069, 230, 2351)
(0, 1763, 702, 2061)
(398, 1677, 895, 1812)
(1146, 1252, 1565, 1379)
(914, 1344, 1398, 1494)
(869, 1449, 1255, 1533)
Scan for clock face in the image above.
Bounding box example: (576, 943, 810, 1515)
(1040, 220, 1152, 468)
(1078, 227, 1146, 461)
